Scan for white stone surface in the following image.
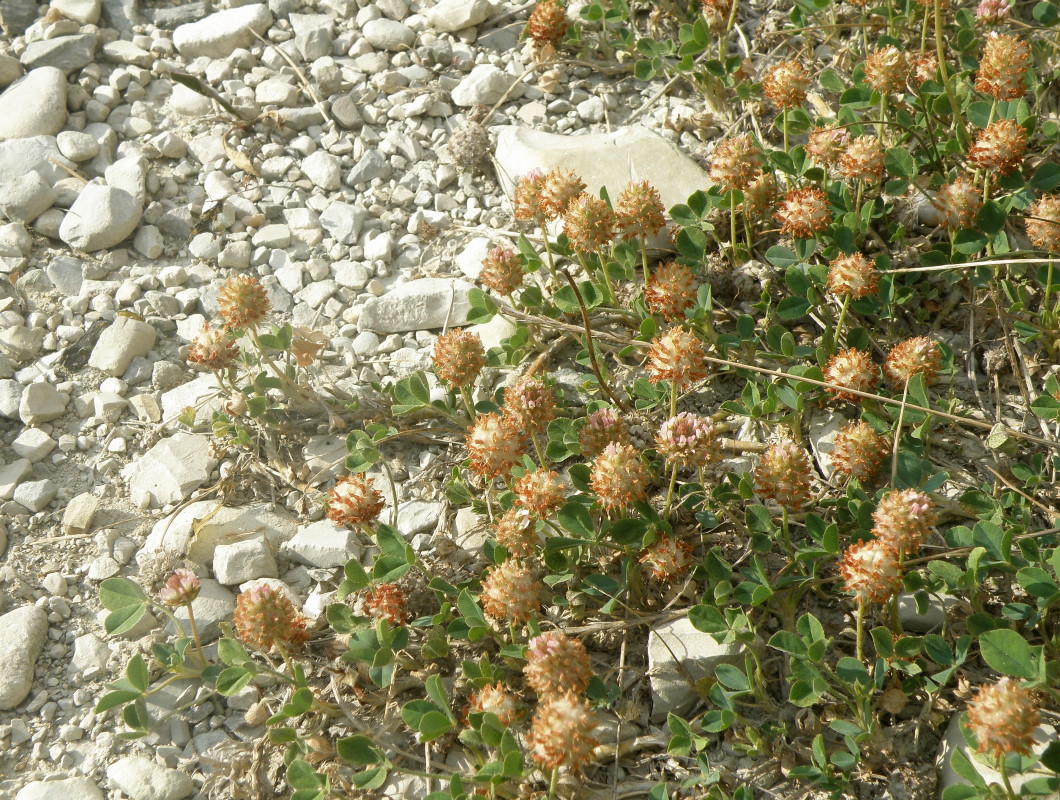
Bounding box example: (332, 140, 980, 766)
(173, 5, 274, 59)
(362, 18, 416, 51)
(357, 278, 475, 333)
(88, 316, 156, 377)
(16, 777, 104, 800)
(18, 381, 67, 425)
(0, 605, 48, 710)
(213, 537, 279, 584)
(0, 68, 67, 141)
(427, 0, 492, 31)
(451, 65, 515, 107)
(107, 755, 195, 800)
(285, 519, 361, 568)
(121, 432, 218, 507)
(397, 500, 443, 537)
(0, 172, 56, 223)
(302, 150, 341, 190)
(59, 183, 143, 252)
(140, 501, 298, 566)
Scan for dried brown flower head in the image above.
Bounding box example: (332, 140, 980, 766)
(1026, 194, 1060, 252)
(591, 442, 650, 511)
(830, 421, 888, 482)
(493, 506, 541, 558)
(776, 187, 832, 238)
(616, 180, 666, 239)
(524, 632, 592, 697)
(885, 336, 942, 385)
(975, 32, 1030, 101)
(910, 50, 939, 84)
(824, 348, 879, 403)
(291, 327, 327, 367)
(563, 193, 617, 253)
(639, 534, 695, 582)
(187, 324, 239, 371)
(968, 118, 1028, 175)
(655, 412, 719, 467)
(871, 488, 936, 555)
(514, 468, 566, 518)
(840, 539, 903, 602)
(480, 245, 524, 296)
(754, 439, 813, 509)
(806, 124, 850, 169)
(542, 168, 587, 221)
(480, 560, 541, 624)
(763, 60, 810, 110)
(645, 261, 698, 321)
(709, 134, 764, 193)
(826, 253, 878, 299)
(433, 329, 485, 389)
(466, 413, 526, 480)
(527, 692, 599, 772)
(645, 327, 709, 390)
(965, 678, 1040, 759)
(514, 170, 549, 223)
(838, 136, 885, 183)
(746, 170, 778, 215)
(363, 583, 409, 625)
(217, 275, 270, 331)
(327, 475, 386, 527)
(932, 177, 983, 231)
(579, 407, 628, 457)
(864, 45, 908, 95)
(525, 0, 568, 50)
(700, 0, 733, 32)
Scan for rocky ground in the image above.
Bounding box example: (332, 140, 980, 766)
(0, 0, 739, 797)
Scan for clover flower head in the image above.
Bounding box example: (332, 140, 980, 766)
(827, 253, 878, 299)
(763, 60, 810, 110)
(217, 275, 270, 331)
(480, 560, 541, 624)
(639, 534, 695, 583)
(645, 261, 697, 321)
(590, 442, 650, 511)
(933, 177, 983, 231)
(479, 245, 524, 296)
(616, 180, 666, 239)
(187, 324, 239, 371)
(579, 407, 628, 457)
(754, 439, 813, 509)
(775, 187, 832, 238)
(838, 136, 885, 184)
(840, 539, 903, 602)
(709, 133, 764, 192)
(524, 632, 592, 697)
(466, 413, 527, 480)
(965, 678, 1040, 759)
(527, 691, 599, 772)
(885, 336, 942, 386)
(969, 118, 1028, 175)
(433, 328, 485, 388)
(655, 412, 719, 467)
(493, 506, 542, 559)
(830, 421, 889, 482)
(327, 475, 386, 527)
(975, 32, 1030, 101)
(871, 488, 936, 555)
(158, 568, 201, 607)
(646, 327, 709, 391)
(1027, 194, 1060, 253)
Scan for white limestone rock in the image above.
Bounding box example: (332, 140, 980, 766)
(173, 5, 274, 59)
(0, 605, 48, 710)
(358, 278, 475, 333)
(121, 432, 218, 508)
(427, 0, 493, 31)
(16, 777, 104, 800)
(0, 68, 67, 141)
(59, 183, 142, 252)
(88, 316, 156, 377)
(107, 754, 195, 800)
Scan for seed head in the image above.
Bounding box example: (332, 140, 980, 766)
(645, 261, 697, 322)
(639, 534, 695, 583)
(838, 136, 885, 183)
(467, 683, 520, 725)
(645, 327, 709, 391)
(754, 439, 813, 509)
(864, 45, 908, 95)
(540, 168, 588, 221)
(479, 245, 524, 296)
(579, 407, 628, 457)
(827, 253, 878, 299)
(965, 678, 1040, 760)
(909, 50, 939, 84)
(1026, 194, 1060, 252)
(503, 375, 557, 434)
(217, 275, 270, 331)
(871, 488, 936, 555)
(700, 0, 733, 32)
(493, 506, 542, 558)
(233, 585, 309, 652)
(975, 32, 1030, 101)
(514, 170, 548, 223)
(824, 348, 879, 403)
(514, 468, 566, 518)
(591, 442, 651, 512)
(830, 421, 889, 482)
(968, 118, 1028, 175)
(363, 583, 409, 626)
(840, 539, 903, 602)
(976, 0, 1011, 24)
(563, 193, 617, 253)
(466, 413, 527, 480)
(480, 560, 541, 624)
(885, 336, 942, 386)
(433, 329, 486, 388)
(655, 412, 719, 468)
(525, 0, 568, 50)
(616, 180, 666, 239)
(806, 124, 850, 169)
(709, 134, 764, 193)
(524, 632, 592, 697)
(158, 568, 201, 607)
(746, 170, 778, 216)
(763, 60, 810, 110)
(776, 187, 832, 238)
(187, 324, 239, 371)
(528, 692, 599, 772)
(327, 475, 385, 527)
(932, 177, 983, 231)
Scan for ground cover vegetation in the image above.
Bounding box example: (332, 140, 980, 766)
(96, 0, 1060, 797)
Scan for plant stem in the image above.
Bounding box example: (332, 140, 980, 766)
(730, 191, 739, 265)
(639, 234, 650, 289)
(186, 604, 206, 663)
(890, 381, 911, 485)
(782, 108, 789, 152)
(935, 0, 969, 147)
(877, 93, 887, 142)
(664, 462, 679, 517)
(548, 766, 560, 800)
(999, 758, 1018, 800)
(459, 386, 477, 420)
(832, 293, 852, 353)
(780, 506, 794, 557)
(856, 598, 865, 663)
